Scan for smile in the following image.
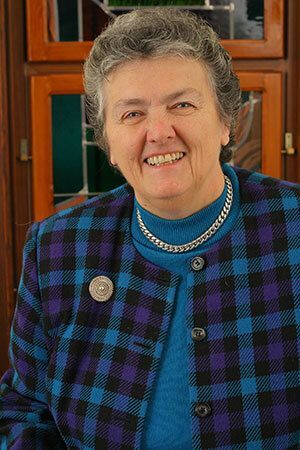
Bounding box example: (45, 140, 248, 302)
(146, 152, 185, 166)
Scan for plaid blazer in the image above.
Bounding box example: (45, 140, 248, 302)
(0, 167, 299, 449)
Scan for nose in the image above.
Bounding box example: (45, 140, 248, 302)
(146, 114, 176, 144)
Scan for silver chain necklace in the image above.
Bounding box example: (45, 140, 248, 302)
(136, 175, 233, 253)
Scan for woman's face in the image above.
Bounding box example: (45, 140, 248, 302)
(104, 56, 230, 218)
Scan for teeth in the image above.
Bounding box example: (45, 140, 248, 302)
(146, 152, 184, 166)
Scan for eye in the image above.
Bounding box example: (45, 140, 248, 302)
(175, 102, 194, 109)
(123, 111, 142, 120)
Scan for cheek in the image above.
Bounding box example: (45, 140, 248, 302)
(108, 141, 136, 167)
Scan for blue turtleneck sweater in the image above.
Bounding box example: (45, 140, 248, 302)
(131, 164, 240, 449)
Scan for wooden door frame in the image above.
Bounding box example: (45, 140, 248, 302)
(297, 1, 300, 182)
(30, 73, 84, 220)
(288, 0, 300, 182)
(25, 0, 284, 61)
(0, 0, 31, 375)
(0, 0, 14, 374)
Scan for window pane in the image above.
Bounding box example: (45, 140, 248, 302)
(232, 91, 262, 172)
(48, 0, 264, 42)
(52, 95, 83, 201)
(52, 94, 125, 210)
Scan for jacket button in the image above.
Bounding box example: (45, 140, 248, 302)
(195, 402, 212, 418)
(191, 256, 205, 271)
(191, 327, 206, 341)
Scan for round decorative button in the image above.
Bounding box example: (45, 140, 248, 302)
(195, 402, 212, 418)
(89, 276, 114, 302)
(191, 327, 207, 341)
(191, 256, 205, 271)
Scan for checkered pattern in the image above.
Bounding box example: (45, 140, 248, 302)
(186, 171, 300, 449)
(0, 168, 299, 449)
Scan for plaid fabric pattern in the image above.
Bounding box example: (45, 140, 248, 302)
(0, 167, 299, 449)
(187, 170, 300, 449)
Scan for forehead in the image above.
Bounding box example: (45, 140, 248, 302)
(103, 56, 214, 105)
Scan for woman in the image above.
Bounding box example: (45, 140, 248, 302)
(1, 8, 299, 449)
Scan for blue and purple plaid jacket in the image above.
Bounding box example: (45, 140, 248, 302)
(0, 167, 299, 449)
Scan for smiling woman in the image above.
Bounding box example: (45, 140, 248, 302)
(0, 7, 299, 450)
(104, 57, 230, 219)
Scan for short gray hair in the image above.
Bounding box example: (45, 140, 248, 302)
(84, 8, 241, 162)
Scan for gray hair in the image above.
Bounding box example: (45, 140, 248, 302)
(84, 8, 241, 162)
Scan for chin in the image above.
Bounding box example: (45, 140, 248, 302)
(148, 187, 185, 201)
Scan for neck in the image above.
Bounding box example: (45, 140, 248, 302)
(136, 170, 225, 220)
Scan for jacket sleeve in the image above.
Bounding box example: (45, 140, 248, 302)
(0, 223, 66, 449)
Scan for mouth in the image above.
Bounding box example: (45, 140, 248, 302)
(145, 152, 185, 166)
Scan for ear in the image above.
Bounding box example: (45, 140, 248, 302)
(110, 152, 116, 166)
(221, 125, 230, 146)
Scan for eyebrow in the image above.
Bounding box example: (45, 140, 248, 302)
(113, 88, 203, 110)
(163, 88, 203, 103)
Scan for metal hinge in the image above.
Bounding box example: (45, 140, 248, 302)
(20, 138, 32, 161)
(281, 132, 296, 156)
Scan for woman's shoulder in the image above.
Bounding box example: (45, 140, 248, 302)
(232, 165, 300, 201)
(33, 183, 133, 238)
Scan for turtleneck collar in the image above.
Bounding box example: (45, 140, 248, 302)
(131, 164, 240, 255)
